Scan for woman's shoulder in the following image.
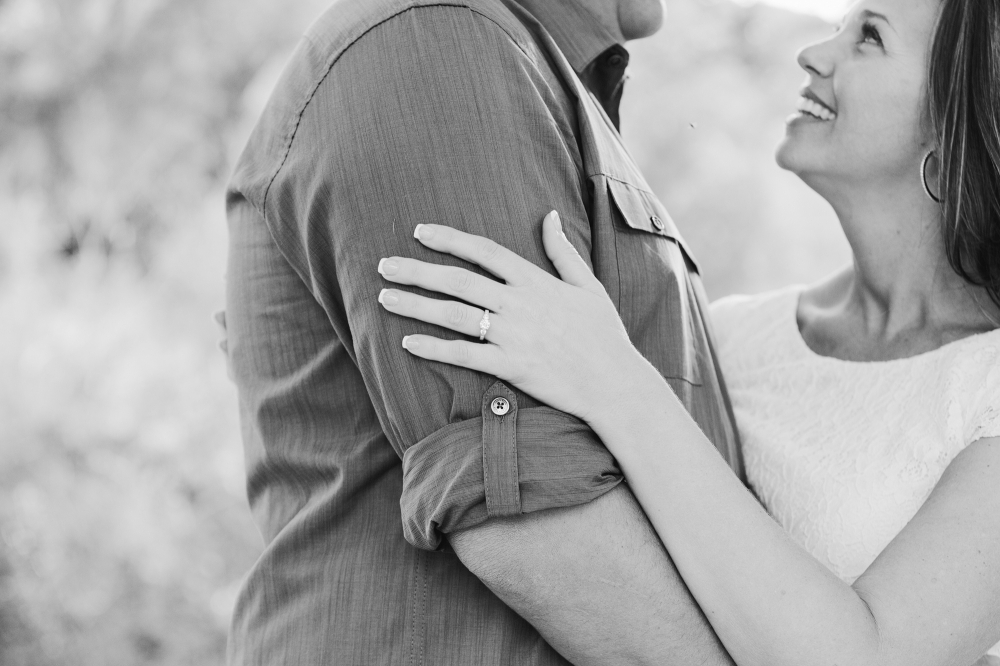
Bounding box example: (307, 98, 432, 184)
(946, 328, 1000, 445)
(709, 284, 803, 349)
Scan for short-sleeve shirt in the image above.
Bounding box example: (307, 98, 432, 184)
(223, 0, 744, 663)
(711, 286, 1000, 659)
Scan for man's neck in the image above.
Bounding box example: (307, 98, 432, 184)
(512, 0, 622, 73)
(510, 0, 630, 129)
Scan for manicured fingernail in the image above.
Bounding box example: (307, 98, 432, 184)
(402, 336, 420, 350)
(414, 224, 434, 240)
(549, 210, 569, 240)
(379, 289, 398, 306)
(378, 258, 399, 276)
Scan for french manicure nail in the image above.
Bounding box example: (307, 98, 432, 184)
(378, 258, 399, 276)
(379, 289, 399, 306)
(402, 336, 419, 350)
(550, 210, 569, 240)
(414, 224, 434, 240)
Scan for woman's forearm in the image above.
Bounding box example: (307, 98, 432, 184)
(593, 359, 884, 666)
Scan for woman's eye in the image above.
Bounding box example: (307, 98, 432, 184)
(860, 22, 884, 47)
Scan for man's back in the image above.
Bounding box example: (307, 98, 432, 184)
(224, 0, 742, 662)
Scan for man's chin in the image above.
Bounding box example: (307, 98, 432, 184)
(618, 0, 666, 40)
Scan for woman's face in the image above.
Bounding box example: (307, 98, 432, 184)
(775, 0, 942, 193)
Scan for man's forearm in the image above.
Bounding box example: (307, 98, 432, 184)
(450, 484, 735, 666)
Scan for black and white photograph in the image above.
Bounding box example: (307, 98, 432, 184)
(1, 0, 998, 663)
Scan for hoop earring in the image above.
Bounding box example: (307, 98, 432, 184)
(921, 151, 942, 203)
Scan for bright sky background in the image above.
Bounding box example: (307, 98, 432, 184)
(733, 0, 849, 21)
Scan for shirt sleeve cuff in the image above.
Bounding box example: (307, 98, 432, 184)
(400, 381, 623, 550)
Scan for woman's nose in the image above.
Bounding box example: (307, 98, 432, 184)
(797, 39, 835, 79)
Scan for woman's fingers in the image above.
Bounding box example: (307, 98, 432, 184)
(412, 223, 546, 286)
(379, 288, 498, 340)
(378, 257, 506, 312)
(541, 211, 604, 295)
(401, 335, 503, 376)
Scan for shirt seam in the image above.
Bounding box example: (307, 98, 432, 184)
(604, 172, 654, 194)
(258, 3, 537, 224)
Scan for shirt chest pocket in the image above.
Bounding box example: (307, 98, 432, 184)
(570, 82, 705, 387)
(603, 176, 705, 387)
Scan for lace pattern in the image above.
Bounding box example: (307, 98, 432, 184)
(711, 286, 1000, 658)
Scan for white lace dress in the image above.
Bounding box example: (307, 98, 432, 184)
(711, 285, 1000, 659)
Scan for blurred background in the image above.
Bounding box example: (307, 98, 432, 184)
(0, 0, 851, 662)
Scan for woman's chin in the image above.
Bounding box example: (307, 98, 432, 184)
(774, 129, 829, 175)
(774, 138, 800, 173)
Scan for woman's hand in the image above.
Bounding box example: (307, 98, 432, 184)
(376, 211, 649, 424)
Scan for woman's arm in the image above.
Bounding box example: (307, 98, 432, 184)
(376, 216, 1000, 666)
(592, 362, 1000, 666)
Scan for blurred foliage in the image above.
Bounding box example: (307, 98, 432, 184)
(0, 0, 328, 662)
(0, 0, 318, 265)
(0, 0, 848, 663)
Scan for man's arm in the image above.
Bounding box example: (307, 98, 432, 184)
(256, 6, 732, 663)
(453, 485, 734, 666)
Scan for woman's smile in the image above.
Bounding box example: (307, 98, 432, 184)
(789, 89, 837, 123)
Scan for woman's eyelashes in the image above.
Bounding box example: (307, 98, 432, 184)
(859, 21, 884, 48)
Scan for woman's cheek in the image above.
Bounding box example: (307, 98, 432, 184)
(856, 71, 928, 164)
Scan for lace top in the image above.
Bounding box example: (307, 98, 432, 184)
(711, 286, 1000, 658)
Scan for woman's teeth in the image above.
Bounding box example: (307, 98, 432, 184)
(797, 96, 836, 121)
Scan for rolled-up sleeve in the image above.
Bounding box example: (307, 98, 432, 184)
(252, 5, 623, 550)
(402, 382, 622, 549)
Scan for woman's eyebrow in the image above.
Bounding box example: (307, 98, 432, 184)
(860, 9, 894, 29)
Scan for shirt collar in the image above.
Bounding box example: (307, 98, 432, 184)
(513, 0, 624, 73)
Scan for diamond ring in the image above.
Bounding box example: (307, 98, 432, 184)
(478, 309, 491, 342)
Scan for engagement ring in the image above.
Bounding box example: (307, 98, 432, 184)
(479, 310, 491, 342)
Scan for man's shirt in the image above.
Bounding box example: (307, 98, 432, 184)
(223, 0, 744, 663)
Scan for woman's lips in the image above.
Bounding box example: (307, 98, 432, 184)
(796, 97, 837, 120)
(795, 90, 837, 121)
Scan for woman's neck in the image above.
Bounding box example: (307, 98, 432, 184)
(801, 181, 998, 360)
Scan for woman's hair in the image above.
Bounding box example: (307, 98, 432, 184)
(928, 0, 1000, 309)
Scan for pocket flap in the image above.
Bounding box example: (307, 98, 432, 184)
(607, 177, 700, 274)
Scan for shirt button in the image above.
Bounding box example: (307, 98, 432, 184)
(650, 215, 664, 231)
(490, 397, 510, 416)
